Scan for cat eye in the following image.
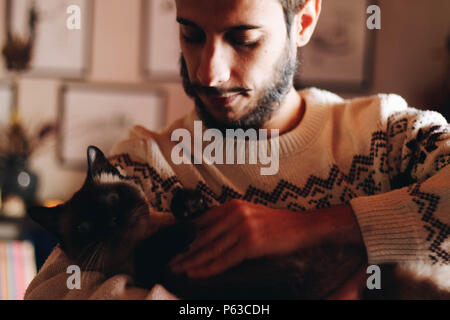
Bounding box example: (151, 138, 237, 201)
(102, 192, 119, 206)
(77, 221, 92, 234)
(108, 216, 118, 228)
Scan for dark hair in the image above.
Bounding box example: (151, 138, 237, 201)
(279, 0, 306, 34)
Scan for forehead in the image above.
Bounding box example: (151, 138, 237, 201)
(175, 0, 285, 30)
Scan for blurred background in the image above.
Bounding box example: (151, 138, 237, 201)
(0, 0, 448, 299)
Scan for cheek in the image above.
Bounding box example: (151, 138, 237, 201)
(185, 59, 197, 81)
(234, 48, 276, 89)
(181, 44, 200, 80)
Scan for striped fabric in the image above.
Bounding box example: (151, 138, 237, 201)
(0, 241, 36, 300)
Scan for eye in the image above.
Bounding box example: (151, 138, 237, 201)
(226, 30, 262, 47)
(108, 216, 118, 228)
(77, 221, 92, 234)
(106, 192, 119, 206)
(180, 26, 205, 44)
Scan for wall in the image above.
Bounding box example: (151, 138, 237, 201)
(0, 0, 195, 202)
(0, 0, 448, 202)
(369, 0, 449, 110)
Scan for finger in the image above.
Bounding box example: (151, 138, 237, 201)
(185, 241, 247, 278)
(327, 265, 368, 300)
(189, 208, 243, 252)
(169, 206, 243, 265)
(172, 230, 240, 272)
(169, 214, 240, 268)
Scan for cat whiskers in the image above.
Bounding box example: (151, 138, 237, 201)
(78, 242, 104, 283)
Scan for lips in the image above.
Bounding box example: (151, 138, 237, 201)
(203, 92, 241, 107)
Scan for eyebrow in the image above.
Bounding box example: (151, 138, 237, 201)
(176, 17, 263, 32)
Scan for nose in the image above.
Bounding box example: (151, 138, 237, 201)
(196, 40, 230, 87)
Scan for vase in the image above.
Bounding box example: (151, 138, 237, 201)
(0, 156, 38, 209)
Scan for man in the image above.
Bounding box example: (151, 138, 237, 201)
(25, 0, 449, 299)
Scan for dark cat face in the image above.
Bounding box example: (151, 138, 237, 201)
(29, 146, 150, 273)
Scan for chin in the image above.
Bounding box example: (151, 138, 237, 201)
(216, 106, 246, 121)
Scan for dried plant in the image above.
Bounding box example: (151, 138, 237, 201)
(0, 3, 53, 160)
(2, 3, 38, 72)
(0, 119, 57, 160)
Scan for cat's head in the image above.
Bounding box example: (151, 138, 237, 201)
(29, 146, 150, 273)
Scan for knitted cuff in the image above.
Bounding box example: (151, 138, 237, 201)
(350, 189, 430, 265)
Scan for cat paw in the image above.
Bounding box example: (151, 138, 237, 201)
(170, 188, 209, 221)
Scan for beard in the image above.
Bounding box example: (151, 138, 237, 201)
(180, 43, 298, 131)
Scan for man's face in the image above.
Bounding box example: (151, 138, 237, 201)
(176, 0, 298, 130)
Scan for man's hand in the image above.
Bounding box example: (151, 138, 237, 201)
(326, 265, 368, 300)
(169, 199, 309, 278)
(169, 199, 365, 279)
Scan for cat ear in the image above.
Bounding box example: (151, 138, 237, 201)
(86, 146, 120, 180)
(28, 205, 64, 241)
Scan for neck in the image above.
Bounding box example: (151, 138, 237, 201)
(262, 87, 304, 136)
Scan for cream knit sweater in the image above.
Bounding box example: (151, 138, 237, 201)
(25, 88, 450, 299)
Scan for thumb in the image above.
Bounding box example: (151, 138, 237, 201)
(327, 265, 368, 300)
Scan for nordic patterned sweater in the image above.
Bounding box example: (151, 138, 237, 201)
(24, 88, 450, 300)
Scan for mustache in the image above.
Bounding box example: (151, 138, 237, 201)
(190, 83, 252, 96)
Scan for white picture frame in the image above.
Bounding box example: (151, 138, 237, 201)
(0, 82, 13, 128)
(142, 0, 181, 80)
(7, 0, 93, 78)
(58, 83, 167, 168)
(295, 0, 375, 92)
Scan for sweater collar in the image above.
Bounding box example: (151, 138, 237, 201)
(181, 88, 343, 157)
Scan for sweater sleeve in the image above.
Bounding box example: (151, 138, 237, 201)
(24, 247, 178, 300)
(350, 107, 450, 265)
(24, 127, 180, 300)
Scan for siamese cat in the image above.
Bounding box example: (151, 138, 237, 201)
(29, 146, 450, 299)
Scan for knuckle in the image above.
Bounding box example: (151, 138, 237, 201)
(242, 211, 255, 229)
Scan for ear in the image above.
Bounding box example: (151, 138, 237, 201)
(28, 205, 64, 241)
(86, 146, 120, 181)
(293, 0, 322, 47)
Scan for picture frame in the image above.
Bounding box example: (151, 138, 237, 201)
(57, 83, 167, 169)
(6, 0, 93, 79)
(141, 0, 181, 81)
(0, 81, 13, 128)
(295, 0, 376, 92)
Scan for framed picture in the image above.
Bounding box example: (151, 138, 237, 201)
(0, 82, 13, 128)
(295, 0, 376, 92)
(6, 0, 93, 78)
(57, 83, 167, 168)
(141, 0, 181, 80)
